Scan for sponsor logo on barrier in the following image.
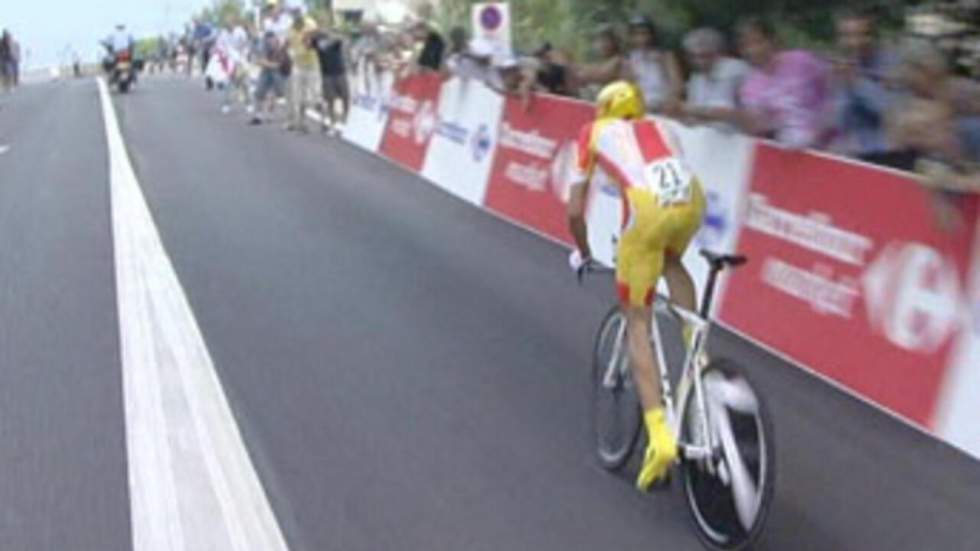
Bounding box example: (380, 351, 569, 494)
(471, 124, 494, 162)
(745, 194, 873, 266)
(863, 242, 962, 353)
(720, 143, 979, 426)
(761, 257, 860, 318)
(504, 161, 548, 192)
(482, 94, 593, 244)
(499, 122, 558, 160)
(413, 100, 437, 145)
(696, 190, 727, 249)
(599, 178, 621, 198)
(436, 120, 470, 145)
(745, 193, 962, 347)
(379, 73, 443, 172)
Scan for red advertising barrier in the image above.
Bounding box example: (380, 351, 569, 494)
(378, 73, 444, 172)
(483, 95, 595, 245)
(719, 144, 979, 427)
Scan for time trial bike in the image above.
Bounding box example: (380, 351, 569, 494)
(586, 250, 774, 550)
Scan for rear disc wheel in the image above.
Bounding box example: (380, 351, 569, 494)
(681, 359, 774, 550)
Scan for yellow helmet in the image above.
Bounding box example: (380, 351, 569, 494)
(595, 81, 646, 120)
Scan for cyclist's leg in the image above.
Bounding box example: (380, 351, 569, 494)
(616, 193, 677, 489)
(663, 179, 707, 347)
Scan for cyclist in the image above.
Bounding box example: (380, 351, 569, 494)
(567, 81, 705, 490)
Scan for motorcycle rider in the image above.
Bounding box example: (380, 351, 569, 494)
(106, 24, 134, 55)
(102, 24, 137, 86)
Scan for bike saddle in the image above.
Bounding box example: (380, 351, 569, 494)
(700, 249, 748, 269)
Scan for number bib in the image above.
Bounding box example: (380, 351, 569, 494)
(644, 157, 694, 207)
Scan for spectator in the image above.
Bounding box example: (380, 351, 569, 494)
(350, 21, 384, 96)
(737, 17, 833, 149)
(0, 31, 11, 93)
(889, 43, 980, 229)
(531, 43, 576, 96)
(891, 42, 980, 166)
(286, 8, 321, 133)
(250, 31, 288, 126)
(350, 21, 382, 74)
(444, 26, 484, 79)
(10, 35, 20, 87)
(413, 21, 445, 73)
(445, 34, 499, 84)
(310, 16, 350, 135)
(262, 0, 292, 40)
(219, 18, 251, 114)
(490, 54, 526, 95)
(679, 27, 750, 131)
(181, 30, 196, 76)
(576, 25, 629, 88)
(193, 19, 218, 88)
(831, 9, 900, 163)
(626, 15, 683, 113)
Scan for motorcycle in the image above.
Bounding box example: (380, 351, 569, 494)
(103, 46, 139, 93)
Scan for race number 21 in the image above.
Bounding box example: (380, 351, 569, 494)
(646, 158, 693, 206)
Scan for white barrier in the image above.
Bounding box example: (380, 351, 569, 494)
(343, 63, 394, 152)
(421, 77, 505, 205)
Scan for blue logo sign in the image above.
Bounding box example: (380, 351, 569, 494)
(696, 190, 727, 248)
(599, 181, 620, 198)
(471, 124, 493, 162)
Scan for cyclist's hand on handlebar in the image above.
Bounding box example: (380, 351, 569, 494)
(569, 250, 596, 283)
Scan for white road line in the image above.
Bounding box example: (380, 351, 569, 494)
(97, 78, 290, 551)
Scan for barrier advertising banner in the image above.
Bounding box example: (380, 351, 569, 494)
(719, 144, 979, 426)
(483, 95, 593, 244)
(343, 64, 395, 152)
(935, 219, 980, 458)
(420, 77, 505, 205)
(378, 73, 443, 172)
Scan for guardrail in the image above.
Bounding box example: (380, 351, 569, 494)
(338, 65, 980, 460)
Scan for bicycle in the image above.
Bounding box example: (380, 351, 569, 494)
(585, 250, 774, 550)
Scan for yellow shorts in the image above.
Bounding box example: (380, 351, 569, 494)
(616, 179, 706, 308)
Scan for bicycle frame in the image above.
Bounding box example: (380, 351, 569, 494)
(599, 298, 714, 461)
(598, 252, 741, 466)
(653, 300, 714, 462)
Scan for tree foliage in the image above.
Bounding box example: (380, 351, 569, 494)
(436, 0, 927, 58)
(192, 0, 248, 26)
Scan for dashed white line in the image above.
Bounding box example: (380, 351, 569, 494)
(97, 78, 290, 551)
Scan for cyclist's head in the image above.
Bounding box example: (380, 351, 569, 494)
(595, 81, 646, 121)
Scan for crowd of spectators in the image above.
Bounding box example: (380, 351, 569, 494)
(164, 2, 978, 192)
(0, 29, 21, 93)
(418, 8, 977, 188)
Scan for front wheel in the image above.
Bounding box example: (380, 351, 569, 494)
(681, 359, 775, 550)
(591, 305, 642, 471)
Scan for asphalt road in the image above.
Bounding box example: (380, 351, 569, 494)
(1, 76, 979, 551)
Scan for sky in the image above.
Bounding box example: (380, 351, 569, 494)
(1, 0, 212, 69)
